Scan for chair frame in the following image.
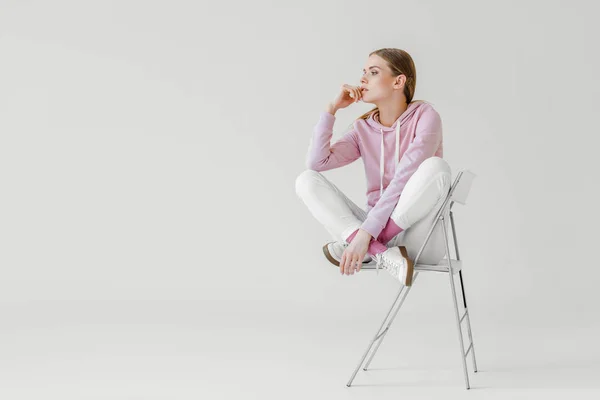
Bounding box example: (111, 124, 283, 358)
(346, 169, 478, 389)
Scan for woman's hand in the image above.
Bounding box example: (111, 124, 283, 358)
(340, 229, 372, 275)
(328, 84, 363, 114)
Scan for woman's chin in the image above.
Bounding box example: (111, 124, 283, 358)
(361, 93, 375, 104)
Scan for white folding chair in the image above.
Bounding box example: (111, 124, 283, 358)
(346, 169, 478, 389)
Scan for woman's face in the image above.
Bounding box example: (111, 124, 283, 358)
(360, 54, 401, 104)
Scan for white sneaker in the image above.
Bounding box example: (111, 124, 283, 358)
(322, 241, 373, 267)
(373, 246, 414, 286)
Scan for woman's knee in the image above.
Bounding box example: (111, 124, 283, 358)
(295, 169, 323, 197)
(420, 156, 451, 176)
(389, 158, 451, 227)
(418, 157, 452, 191)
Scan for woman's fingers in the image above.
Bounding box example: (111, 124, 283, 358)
(345, 254, 352, 275)
(343, 252, 352, 275)
(347, 86, 354, 99)
(343, 85, 362, 103)
(350, 87, 359, 102)
(342, 251, 351, 275)
(344, 255, 349, 275)
(340, 250, 363, 276)
(343, 255, 349, 275)
(346, 255, 352, 275)
(352, 254, 358, 275)
(349, 254, 358, 275)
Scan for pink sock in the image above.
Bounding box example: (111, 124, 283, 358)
(344, 229, 388, 257)
(377, 218, 404, 245)
(345, 229, 360, 244)
(367, 239, 387, 256)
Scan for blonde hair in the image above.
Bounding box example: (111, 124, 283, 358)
(355, 48, 421, 121)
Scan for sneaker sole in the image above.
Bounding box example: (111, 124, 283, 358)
(398, 246, 414, 286)
(322, 243, 341, 267)
(322, 243, 372, 267)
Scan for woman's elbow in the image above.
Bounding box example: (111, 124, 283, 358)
(305, 158, 323, 171)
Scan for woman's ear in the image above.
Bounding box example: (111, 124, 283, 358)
(395, 74, 406, 89)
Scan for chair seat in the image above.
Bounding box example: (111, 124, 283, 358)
(414, 258, 462, 274)
(361, 257, 462, 274)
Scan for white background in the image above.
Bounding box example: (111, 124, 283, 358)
(1, 0, 599, 398)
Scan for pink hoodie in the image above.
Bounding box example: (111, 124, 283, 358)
(305, 100, 443, 240)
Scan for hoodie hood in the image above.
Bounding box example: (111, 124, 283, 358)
(363, 101, 428, 197)
(364, 100, 425, 132)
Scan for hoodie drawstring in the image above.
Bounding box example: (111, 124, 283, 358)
(379, 121, 401, 197)
(379, 128, 384, 196)
(376, 119, 401, 275)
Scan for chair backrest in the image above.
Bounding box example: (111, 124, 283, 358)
(449, 169, 477, 206)
(412, 168, 476, 265)
(428, 169, 476, 226)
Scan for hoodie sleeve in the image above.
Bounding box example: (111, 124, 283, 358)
(305, 111, 361, 171)
(360, 107, 443, 239)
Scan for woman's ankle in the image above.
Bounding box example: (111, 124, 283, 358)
(367, 238, 387, 257)
(378, 219, 404, 244)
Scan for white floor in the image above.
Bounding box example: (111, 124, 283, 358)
(1, 297, 599, 400)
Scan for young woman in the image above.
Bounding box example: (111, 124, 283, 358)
(295, 48, 452, 286)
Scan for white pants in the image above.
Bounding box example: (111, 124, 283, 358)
(295, 156, 452, 265)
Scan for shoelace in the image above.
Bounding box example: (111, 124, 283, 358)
(375, 250, 402, 278)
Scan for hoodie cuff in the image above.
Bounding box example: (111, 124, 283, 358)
(316, 111, 336, 130)
(360, 218, 383, 241)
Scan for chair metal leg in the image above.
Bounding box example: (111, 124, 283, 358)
(347, 214, 446, 387)
(346, 274, 420, 387)
(345, 207, 478, 389)
(363, 271, 422, 370)
(442, 218, 471, 389)
(450, 211, 478, 373)
(460, 271, 478, 373)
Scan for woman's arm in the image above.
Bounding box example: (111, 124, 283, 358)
(305, 109, 361, 171)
